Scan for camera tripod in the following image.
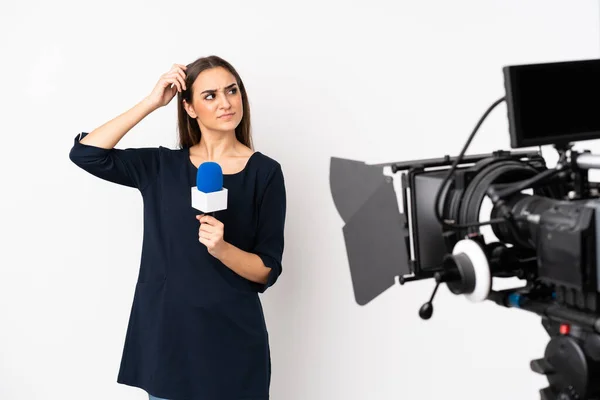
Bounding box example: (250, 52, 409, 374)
(529, 318, 600, 400)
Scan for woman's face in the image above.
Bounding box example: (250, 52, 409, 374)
(184, 66, 243, 134)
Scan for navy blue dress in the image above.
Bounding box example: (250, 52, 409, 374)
(69, 132, 286, 400)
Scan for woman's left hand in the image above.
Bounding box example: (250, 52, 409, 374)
(196, 214, 229, 259)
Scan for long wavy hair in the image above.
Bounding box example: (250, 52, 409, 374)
(177, 55, 253, 150)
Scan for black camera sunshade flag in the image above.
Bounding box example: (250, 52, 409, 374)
(329, 157, 410, 305)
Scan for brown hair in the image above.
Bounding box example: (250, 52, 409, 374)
(176, 55, 253, 150)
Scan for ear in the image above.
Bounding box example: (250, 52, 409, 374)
(183, 99, 198, 119)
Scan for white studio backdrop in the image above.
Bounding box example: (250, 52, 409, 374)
(1, 1, 600, 399)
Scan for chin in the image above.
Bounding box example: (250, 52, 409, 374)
(217, 119, 241, 131)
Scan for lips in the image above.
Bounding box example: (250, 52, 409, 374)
(218, 112, 235, 119)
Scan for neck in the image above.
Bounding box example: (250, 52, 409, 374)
(192, 129, 237, 160)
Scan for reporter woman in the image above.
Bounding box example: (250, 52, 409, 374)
(69, 55, 286, 400)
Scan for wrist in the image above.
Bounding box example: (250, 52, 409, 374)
(217, 241, 233, 261)
(140, 96, 160, 112)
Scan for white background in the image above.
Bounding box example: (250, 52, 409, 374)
(2, 1, 600, 399)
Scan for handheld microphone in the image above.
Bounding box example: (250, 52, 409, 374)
(191, 162, 228, 217)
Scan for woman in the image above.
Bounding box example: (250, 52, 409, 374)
(69, 55, 286, 400)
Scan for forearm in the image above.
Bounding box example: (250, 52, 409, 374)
(80, 97, 158, 149)
(218, 243, 270, 284)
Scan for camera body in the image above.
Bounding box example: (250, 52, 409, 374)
(398, 147, 600, 314)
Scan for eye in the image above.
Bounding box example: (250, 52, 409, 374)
(204, 93, 214, 100)
(229, 88, 238, 95)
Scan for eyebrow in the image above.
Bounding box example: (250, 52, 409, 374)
(201, 83, 238, 95)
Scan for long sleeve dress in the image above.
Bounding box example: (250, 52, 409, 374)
(69, 132, 286, 400)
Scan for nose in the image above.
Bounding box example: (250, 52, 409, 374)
(219, 93, 232, 109)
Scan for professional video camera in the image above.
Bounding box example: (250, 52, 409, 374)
(330, 58, 600, 400)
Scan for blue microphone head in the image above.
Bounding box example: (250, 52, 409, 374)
(196, 162, 223, 193)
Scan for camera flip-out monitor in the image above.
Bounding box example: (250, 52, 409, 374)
(504, 58, 600, 149)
